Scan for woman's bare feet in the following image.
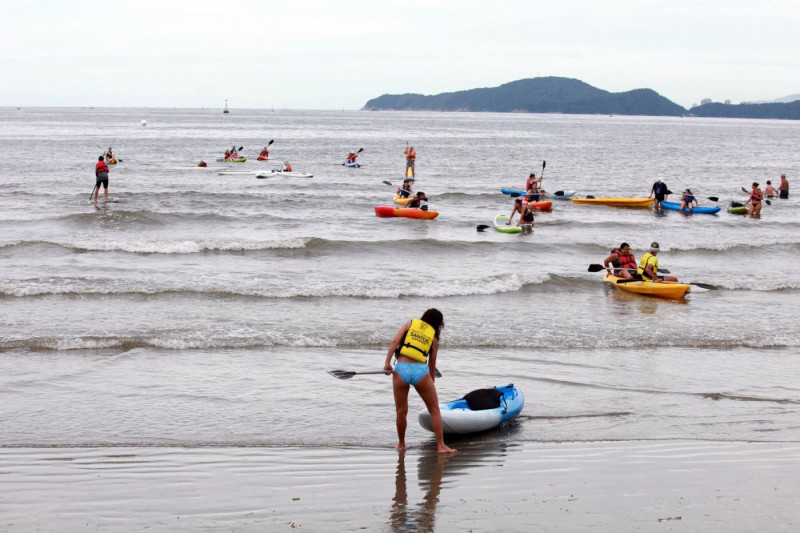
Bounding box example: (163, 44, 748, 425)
(395, 442, 407, 451)
(438, 444, 457, 454)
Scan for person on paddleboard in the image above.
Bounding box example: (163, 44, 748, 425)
(778, 174, 789, 199)
(406, 192, 428, 209)
(94, 155, 110, 204)
(603, 242, 637, 279)
(384, 308, 456, 454)
(650, 179, 669, 208)
(397, 178, 414, 198)
(404, 146, 416, 178)
(744, 182, 763, 217)
(634, 242, 679, 283)
(680, 189, 698, 212)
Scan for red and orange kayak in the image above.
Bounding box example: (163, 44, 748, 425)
(374, 206, 439, 220)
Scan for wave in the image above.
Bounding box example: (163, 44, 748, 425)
(0, 237, 312, 255)
(2, 332, 797, 353)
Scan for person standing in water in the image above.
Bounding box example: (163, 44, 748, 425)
(649, 178, 669, 208)
(404, 146, 416, 178)
(744, 182, 763, 217)
(94, 155, 109, 203)
(778, 174, 789, 199)
(384, 308, 456, 454)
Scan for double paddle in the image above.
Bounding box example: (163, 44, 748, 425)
(328, 367, 442, 380)
(587, 264, 717, 290)
(342, 147, 363, 165)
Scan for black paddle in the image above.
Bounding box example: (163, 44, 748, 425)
(89, 184, 97, 201)
(342, 147, 364, 165)
(476, 224, 490, 232)
(616, 278, 717, 290)
(741, 186, 771, 205)
(588, 264, 670, 274)
(541, 160, 546, 179)
(328, 367, 442, 380)
(586, 195, 596, 199)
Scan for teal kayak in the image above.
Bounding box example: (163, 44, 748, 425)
(660, 201, 720, 214)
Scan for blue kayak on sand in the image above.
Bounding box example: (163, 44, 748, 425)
(418, 383, 524, 434)
(660, 201, 720, 214)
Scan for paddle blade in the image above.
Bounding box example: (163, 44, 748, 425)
(382, 180, 392, 186)
(542, 160, 546, 170)
(555, 190, 564, 196)
(268, 139, 274, 145)
(707, 196, 719, 202)
(327, 370, 356, 380)
(476, 225, 490, 232)
(238, 146, 244, 151)
(357, 148, 364, 153)
(689, 282, 717, 290)
(588, 264, 606, 273)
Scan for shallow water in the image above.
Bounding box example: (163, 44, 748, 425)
(0, 107, 798, 449)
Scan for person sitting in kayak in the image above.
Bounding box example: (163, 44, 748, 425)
(603, 242, 636, 279)
(680, 189, 698, 212)
(346, 151, 358, 164)
(649, 178, 669, 208)
(406, 192, 428, 209)
(259, 146, 270, 159)
(224, 149, 232, 161)
(104, 147, 114, 161)
(397, 178, 413, 198)
(383, 308, 456, 454)
(282, 160, 292, 172)
(197, 160, 207, 167)
(525, 173, 543, 201)
(634, 242, 679, 283)
(744, 182, 763, 217)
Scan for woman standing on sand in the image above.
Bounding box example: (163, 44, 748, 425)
(384, 308, 456, 454)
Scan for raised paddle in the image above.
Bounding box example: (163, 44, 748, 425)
(541, 160, 546, 179)
(342, 147, 364, 165)
(328, 368, 442, 380)
(741, 187, 771, 205)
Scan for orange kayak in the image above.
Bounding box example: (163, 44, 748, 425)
(375, 206, 439, 220)
(257, 156, 270, 161)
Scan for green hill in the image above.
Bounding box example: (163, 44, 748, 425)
(363, 77, 687, 116)
(690, 100, 800, 120)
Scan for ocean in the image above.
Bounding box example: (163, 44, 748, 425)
(1, 107, 798, 450)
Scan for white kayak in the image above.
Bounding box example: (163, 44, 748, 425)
(418, 384, 524, 434)
(256, 171, 314, 179)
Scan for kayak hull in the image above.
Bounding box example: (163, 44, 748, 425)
(573, 197, 652, 207)
(527, 200, 552, 210)
(501, 188, 575, 198)
(374, 206, 438, 219)
(216, 157, 247, 163)
(257, 156, 270, 161)
(728, 205, 748, 215)
(660, 201, 720, 214)
(418, 384, 524, 434)
(256, 171, 313, 179)
(604, 273, 690, 300)
(394, 194, 413, 206)
(493, 214, 523, 233)
(344, 162, 361, 168)
(106, 158, 117, 165)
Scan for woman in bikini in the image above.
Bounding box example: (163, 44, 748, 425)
(383, 308, 456, 454)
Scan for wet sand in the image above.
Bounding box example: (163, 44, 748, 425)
(1, 441, 798, 532)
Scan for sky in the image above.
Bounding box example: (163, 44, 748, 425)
(2, 0, 799, 109)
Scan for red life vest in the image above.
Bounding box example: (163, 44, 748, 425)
(611, 248, 636, 273)
(95, 161, 109, 174)
(750, 189, 762, 203)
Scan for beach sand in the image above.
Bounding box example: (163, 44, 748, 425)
(1, 440, 798, 532)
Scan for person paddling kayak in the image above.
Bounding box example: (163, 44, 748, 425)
(258, 146, 270, 159)
(282, 160, 292, 172)
(346, 150, 358, 164)
(680, 189, 698, 212)
(525, 173, 543, 200)
(604, 242, 637, 279)
(634, 242, 679, 283)
(406, 192, 428, 209)
(384, 308, 456, 454)
(397, 178, 414, 198)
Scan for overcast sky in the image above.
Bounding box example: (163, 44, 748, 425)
(2, 0, 799, 109)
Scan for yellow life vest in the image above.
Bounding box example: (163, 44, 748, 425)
(397, 319, 435, 363)
(637, 252, 658, 279)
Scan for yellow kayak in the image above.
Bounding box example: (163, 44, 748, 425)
(394, 194, 413, 206)
(106, 158, 117, 165)
(604, 273, 690, 300)
(572, 197, 652, 207)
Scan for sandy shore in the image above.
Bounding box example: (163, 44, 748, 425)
(1, 440, 798, 532)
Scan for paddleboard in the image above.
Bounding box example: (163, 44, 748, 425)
(493, 214, 522, 233)
(660, 201, 720, 214)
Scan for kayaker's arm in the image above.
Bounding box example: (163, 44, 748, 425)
(427, 339, 439, 383)
(603, 252, 619, 273)
(384, 322, 411, 373)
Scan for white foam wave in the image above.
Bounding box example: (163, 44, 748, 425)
(68, 238, 311, 254)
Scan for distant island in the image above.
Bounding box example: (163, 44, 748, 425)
(363, 77, 800, 120)
(363, 77, 685, 117)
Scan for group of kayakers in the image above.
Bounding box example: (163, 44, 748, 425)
(396, 177, 428, 208)
(603, 242, 678, 283)
(651, 176, 789, 217)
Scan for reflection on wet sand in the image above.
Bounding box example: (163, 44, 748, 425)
(389, 439, 515, 532)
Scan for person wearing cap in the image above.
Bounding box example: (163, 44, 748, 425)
(778, 174, 789, 199)
(346, 150, 358, 164)
(635, 242, 678, 283)
(397, 178, 414, 198)
(744, 182, 763, 217)
(649, 179, 669, 208)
